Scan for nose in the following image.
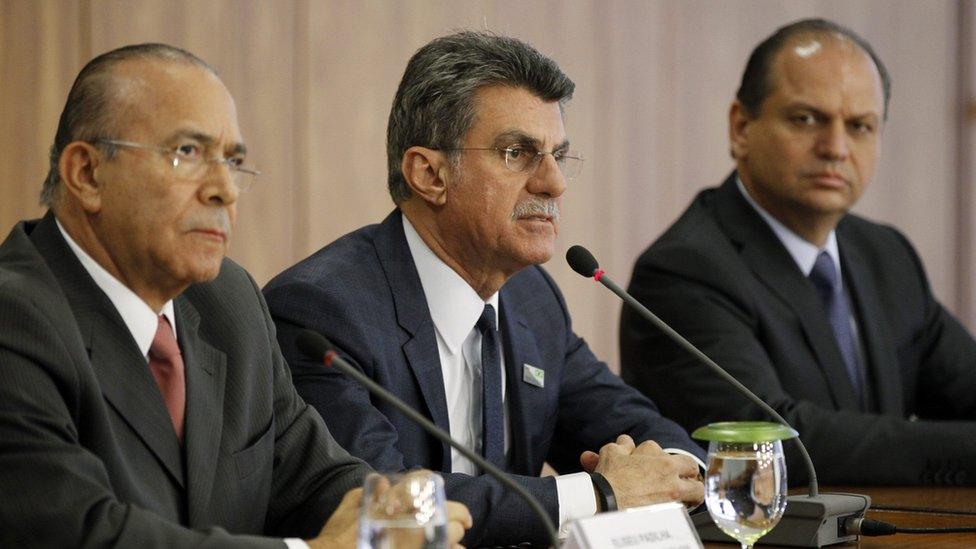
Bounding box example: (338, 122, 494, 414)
(815, 120, 850, 161)
(200, 161, 240, 206)
(528, 153, 567, 198)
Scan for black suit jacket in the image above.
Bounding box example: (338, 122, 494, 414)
(0, 213, 368, 547)
(620, 174, 976, 486)
(264, 210, 704, 547)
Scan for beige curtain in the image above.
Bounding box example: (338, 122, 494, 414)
(1, 0, 971, 370)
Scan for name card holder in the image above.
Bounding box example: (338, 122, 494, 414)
(563, 502, 703, 549)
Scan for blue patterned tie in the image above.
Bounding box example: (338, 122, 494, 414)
(477, 304, 505, 469)
(809, 251, 864, 403)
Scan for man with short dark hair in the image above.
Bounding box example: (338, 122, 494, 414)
(265, 31, 705, 547)
(0, 43, 470, 548)
(621, 18, 976, 486)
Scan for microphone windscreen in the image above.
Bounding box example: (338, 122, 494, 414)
(566, 245, 600, 277)
(296, 329, 332, 360)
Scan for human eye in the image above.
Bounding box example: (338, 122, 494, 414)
(789, 112, 817, 127)
(504, 145, 530, 159)
(848, 119, 876, 135)
(173, 142, 203, 159)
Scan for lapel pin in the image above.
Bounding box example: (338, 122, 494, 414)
(522, 363, 545, 388)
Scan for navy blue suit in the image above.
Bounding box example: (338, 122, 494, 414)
(264, 210, 703, 547)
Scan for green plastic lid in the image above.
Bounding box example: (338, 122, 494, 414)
(691, 421, 798, 442)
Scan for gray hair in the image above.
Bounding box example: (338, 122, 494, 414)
(386, 30, 575, 204)
(40, 43, 216, 207)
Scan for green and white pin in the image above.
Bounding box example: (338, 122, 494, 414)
(522, 364, 545, 388)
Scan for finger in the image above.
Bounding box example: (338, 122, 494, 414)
(446, 520, 466, 545)
(615, 434, 636, 450)
(598, 440, 630, 458)
(446, 501, 473, 528)
(679, 477, 706, 506)
(671, 455, 700, 478)
(632, 439, 664, 455)
(580, 450, 599, 472)
(341, 487, 363, 506)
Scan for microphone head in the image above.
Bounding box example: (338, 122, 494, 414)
(296, 329, 334, 360)
(566, 245, 600, 278)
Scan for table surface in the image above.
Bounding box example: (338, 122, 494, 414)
(702, 486, 976, 548)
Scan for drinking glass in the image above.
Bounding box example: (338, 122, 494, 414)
(693, 422, 797, 549)
(357, 470, 448, 549)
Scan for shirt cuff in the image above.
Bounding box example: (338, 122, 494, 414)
(555, 471, 599, 538)
(284, 538, 310, 549)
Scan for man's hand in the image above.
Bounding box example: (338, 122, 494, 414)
(582, 435, 704, 510)
(308, 485, 473, 548)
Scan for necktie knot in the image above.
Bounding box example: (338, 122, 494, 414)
(150, 316, 181, 361)
(809, 251, 838, 298)
(477, 304, 496, 335)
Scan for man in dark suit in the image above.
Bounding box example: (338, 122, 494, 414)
(621, 18, 976, 486)
(265, 31, 705, 548)
(0, 44, 470, 547)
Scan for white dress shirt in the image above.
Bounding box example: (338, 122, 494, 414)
(58, 220, 309, 549)
(57, 219, 176, 354)
(401, 216, 598, 531)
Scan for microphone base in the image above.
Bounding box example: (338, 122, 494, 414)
(693, 492, 871, 547)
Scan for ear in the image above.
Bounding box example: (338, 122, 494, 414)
(729, 100, 752, 161)
(401, 146, 450, 206)
(59, 141, 104, 213)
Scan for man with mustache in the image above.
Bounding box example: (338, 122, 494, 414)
(265, 31, 705, 547)
(621, 18, 976, 486)
(0, 43, 472, 547)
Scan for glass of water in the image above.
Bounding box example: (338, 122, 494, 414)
(357, 470, 448, 549)
(693, 422, 797, 549)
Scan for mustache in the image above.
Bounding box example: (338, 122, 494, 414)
(181, 210, 232, 235)
(511, 198, 560, 221)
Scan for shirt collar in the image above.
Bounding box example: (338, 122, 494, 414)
(56, 219, 177, 357)
(402, 215, 499, 354)
(736, 177, 841, 278)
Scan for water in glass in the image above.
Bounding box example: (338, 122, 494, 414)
(705, 443, 787, 549)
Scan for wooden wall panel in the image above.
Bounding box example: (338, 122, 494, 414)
(0, 0, 969, 370)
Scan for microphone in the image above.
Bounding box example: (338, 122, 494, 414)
(566, 245, 870, 547)
(296, 330, 560, 549)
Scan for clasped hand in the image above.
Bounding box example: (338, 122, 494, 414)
(581, 434, 704, 510)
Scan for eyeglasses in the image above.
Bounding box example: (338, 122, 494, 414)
(438, 145, 583, 180)
(94, 139, 261, 192)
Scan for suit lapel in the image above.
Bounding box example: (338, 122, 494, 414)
(713, 176, 861, 409)
(29, 213, 185, 485)
(498, 291, 546, 475)
(837, 228, 903, 414)
(176, 296, 227, 525)
(374, 211, 452, 469)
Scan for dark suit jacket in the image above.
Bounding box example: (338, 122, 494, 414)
(620, 174, 976, 486)
(264, 210, 703, 547)
(0, 213, 369, 548)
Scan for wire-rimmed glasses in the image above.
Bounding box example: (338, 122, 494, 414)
(95, 139, 261, 192)
(438, 145, 583, 180)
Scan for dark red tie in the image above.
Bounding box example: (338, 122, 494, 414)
(148, 315, 185, 442)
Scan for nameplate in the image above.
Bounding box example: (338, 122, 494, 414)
(563, 502, 703, 549)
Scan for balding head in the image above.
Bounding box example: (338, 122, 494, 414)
(41, 44, 216, 207)
(736, 18, 890, 121)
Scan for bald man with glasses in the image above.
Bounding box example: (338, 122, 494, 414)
(0, 43, 472, 548)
